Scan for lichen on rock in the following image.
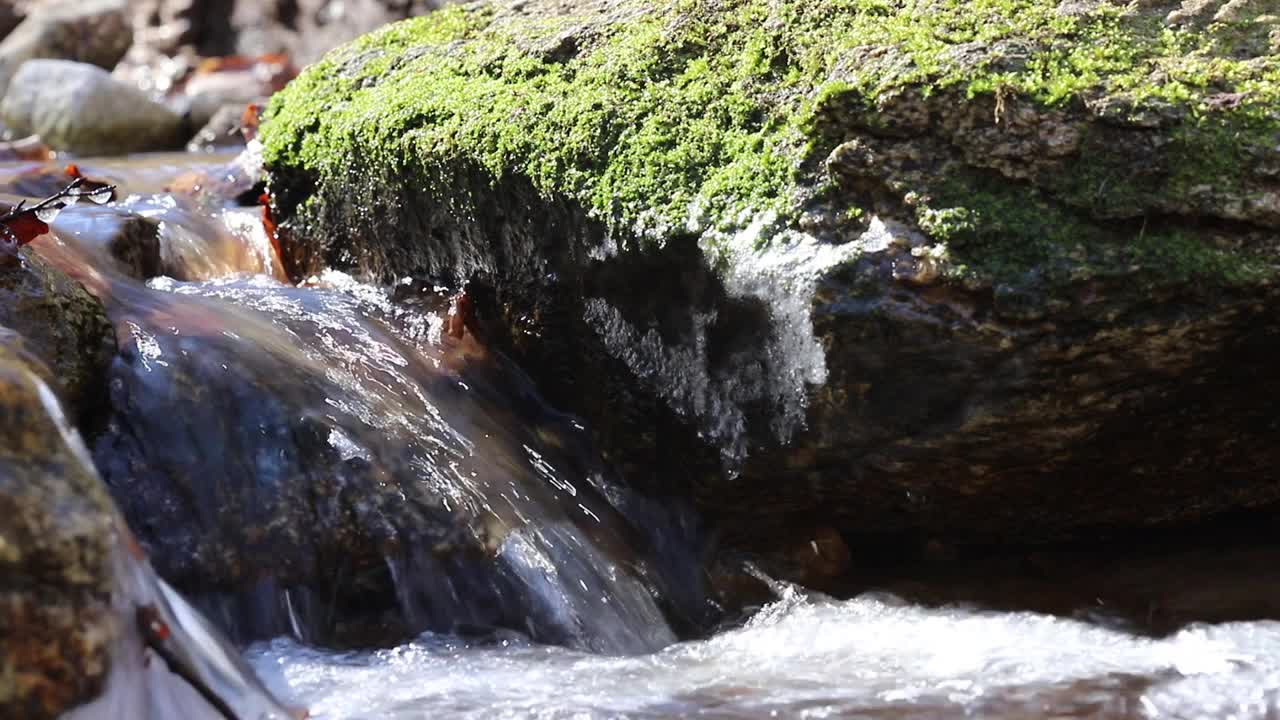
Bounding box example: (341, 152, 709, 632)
(0, 341, 116, 720)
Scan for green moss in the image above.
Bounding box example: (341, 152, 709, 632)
(918, 172, 1270, 288)
(263, 0, 1280, 278)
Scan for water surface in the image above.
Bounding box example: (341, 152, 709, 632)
(249, 588, 1280, 719)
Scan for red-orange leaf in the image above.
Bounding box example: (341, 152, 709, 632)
(5, 213, 48, 245)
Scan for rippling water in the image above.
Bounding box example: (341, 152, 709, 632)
(246, 588, 1280, 719)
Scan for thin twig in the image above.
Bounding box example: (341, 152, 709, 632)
(0, 178, 117, 225)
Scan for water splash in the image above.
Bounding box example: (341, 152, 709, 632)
(247, 591, 1280, 719)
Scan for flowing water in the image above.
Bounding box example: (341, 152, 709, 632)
(244, 588, 1280, 720)
(9, 152, 1280, 719)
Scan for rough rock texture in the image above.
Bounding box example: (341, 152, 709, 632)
(0, 248, 115, 420)
(0, 332, 295, 720)
(0, 342, 117, 720)
(261, 0, 1280, 558)
(1, 60, 186, 154)
(0, 0, 132, 99)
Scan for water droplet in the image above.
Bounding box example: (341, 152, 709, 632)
(35, 205, 61, 223)
(62, 193, 80, 207)
(87, 186, 113, 204)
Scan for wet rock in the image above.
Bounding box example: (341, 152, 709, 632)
(0, 60, 185, 155)
(89, 278, 708, 651)
(0, 338, 298, 720)
(261, 0, 1280, 566)
(186, 103, 252, 151)
(46, 205, 164, 280)
(0, 344, 116, 719)
(0, 248, 114, 419)
(0, 0, 132, 99)
(0, 135, 53, 162)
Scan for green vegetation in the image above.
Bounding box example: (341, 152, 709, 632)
(262, 0, 1279, 283)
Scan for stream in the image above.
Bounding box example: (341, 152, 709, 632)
(12, 151, 1280, 720)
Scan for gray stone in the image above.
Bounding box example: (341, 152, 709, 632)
(0, 60, 185, 155)
(186, 103, 252, 152)
(0, 0, 131, 99)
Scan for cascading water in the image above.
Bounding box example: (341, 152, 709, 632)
(28, 152, 709, 658)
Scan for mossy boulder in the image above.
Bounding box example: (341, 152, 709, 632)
(261, 0, 1280, 559)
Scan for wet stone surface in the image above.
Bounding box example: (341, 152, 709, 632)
(92, 275, 709, 651)
(0, 342, 117, 720)
(0, 250, 114, 421)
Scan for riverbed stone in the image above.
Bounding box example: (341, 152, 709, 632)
(0, 0, 132, 99)
(261, 0, 1280, 564)
(0, 248, 114, 420)
(186, 103, 252, 151)
(134, 0, 441, 63)
(0, 344, 117, 720)
(1, 60, 186, 155)
(0, 3, 23, 43)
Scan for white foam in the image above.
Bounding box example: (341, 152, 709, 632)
(248, 591, 1280, 719)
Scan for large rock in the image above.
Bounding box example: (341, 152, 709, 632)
(0, 248, 114, 420)
(0, 340, 116, 719)
(91, 277, 709, 651)
(0, 336, 298, 720)
(1, 60, 185, 155)
(260, 0, 1280, 561)
(0, 0, 131, 99)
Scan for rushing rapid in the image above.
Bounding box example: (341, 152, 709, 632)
(247, 588, 1280, 720)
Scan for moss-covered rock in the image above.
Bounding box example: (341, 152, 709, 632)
(262, 0, 1280, 561)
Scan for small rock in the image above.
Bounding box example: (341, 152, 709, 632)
(185, 103, 254, 151)
(0, 2, 23, 43)
(1214, 0, 1271, 22)
(0, 60, 185, 155)
(175, 55, 291, 131)
(0, 0, 131, 99)
(47, 204, 163, 280)
(1166, 0, 1210, 23)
